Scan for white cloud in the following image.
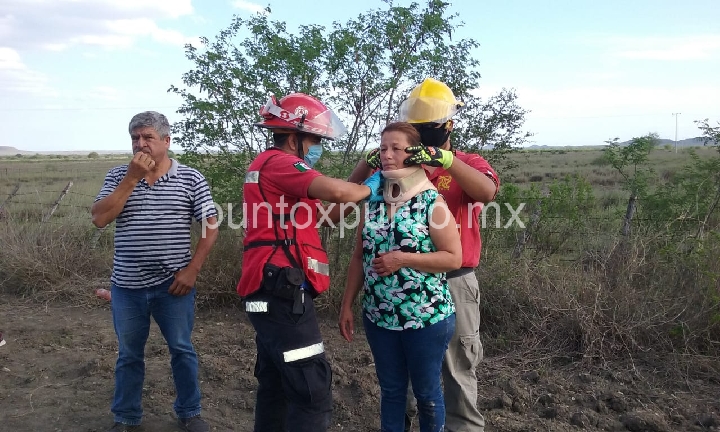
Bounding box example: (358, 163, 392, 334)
(518, 85, 720, 119)
(607, 35, 720, 61)
(41, 43, 70, 52)
(0, 0, 199, 99)
(231, 0, 268, 15)
(0, 47, 54, 96)
(470, 85, 501, 101)
(0, 0, 196, 51)
(104, 18, 200, 47)
(508, 84, 720, 146)
(0, 47, 23, 70)
(85, 86, 124, 101)
(92, 0, 193, 19)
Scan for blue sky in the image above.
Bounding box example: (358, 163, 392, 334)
(1, 0, 718, 152)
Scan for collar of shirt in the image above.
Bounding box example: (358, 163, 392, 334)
(139, 159, 179, 186)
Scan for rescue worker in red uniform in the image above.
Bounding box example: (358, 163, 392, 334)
(347, 78, 500, 432)
(238, 92, 382, 432)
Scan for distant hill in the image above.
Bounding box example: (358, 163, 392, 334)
(0, 146, 27, 156)
(618, 136, 705, 147)
(0, 146, 131, 156)
(527, 136, 706, 150)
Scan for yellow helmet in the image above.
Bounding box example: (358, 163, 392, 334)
(398, 78, 464, 124)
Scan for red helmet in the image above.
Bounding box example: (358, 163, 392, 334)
(255, 93, 347, 140)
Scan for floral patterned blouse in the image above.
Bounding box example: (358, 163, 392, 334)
(361, 189, 455, 330)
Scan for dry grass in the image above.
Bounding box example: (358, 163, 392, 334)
(191, 227, 244, 308)
(505, 146, 716, 185)
(0, 210, 111, 303)
(476, 236, 720, 363)
(1, 148, 720, 365)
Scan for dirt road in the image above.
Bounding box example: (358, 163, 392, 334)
(0, 296, 718, 431)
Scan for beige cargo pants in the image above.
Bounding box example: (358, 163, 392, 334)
(406, 271, 485, 432)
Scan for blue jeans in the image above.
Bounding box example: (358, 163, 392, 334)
(110, 278, 201, 425)
(363, 314, 455, 432)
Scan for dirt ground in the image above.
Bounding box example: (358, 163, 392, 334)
(1, 294, 719, 432)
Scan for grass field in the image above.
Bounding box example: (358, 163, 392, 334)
(1, 146, 719, 431)
(1, 145, 718, 352)
(0, 157, 127, 221)
(1, 145, 716, 265)
(1, 145, 715, 218)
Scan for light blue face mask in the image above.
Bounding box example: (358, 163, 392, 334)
(304, 144, 323, 168)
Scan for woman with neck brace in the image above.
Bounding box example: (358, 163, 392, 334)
(339, 122, 462, 432)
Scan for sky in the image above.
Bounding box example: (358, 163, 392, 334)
(0, 0, 719, 152)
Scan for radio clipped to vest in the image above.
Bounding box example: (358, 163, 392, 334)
(261, 263, 305, 300)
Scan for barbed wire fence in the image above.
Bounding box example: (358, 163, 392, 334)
(0, 183, 94, 222)
(0, 174, 713, 264)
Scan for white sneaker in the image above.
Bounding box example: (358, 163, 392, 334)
(0, 332, 5, 347)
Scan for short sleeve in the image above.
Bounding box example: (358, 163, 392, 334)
(192, 172, 217, 222)
(461, 153, 500, 197)
(262, 155, 323, 198)
(94, 166, 123, 202)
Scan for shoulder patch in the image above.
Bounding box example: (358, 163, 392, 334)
(293, 161, 311, 172)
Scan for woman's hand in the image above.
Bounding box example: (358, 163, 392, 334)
(338, 307, 355, 342)
(372, 251, 406, 277)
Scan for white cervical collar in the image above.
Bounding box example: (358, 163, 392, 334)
(380, 166, 436, 206)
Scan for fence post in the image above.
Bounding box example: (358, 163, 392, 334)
(90, 226, 107, 249)
(621, 194, 637, 236)
(0, 183, 21, 216)
(42, 181, 73, 223)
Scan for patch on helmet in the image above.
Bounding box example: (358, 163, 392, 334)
(294, 106, 309, 117)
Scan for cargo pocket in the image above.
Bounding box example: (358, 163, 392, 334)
(282, 357, 332, 405)
(458, 333, 482, 371)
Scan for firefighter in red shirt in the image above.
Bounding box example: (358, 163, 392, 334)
(238, 93, 381, 432)
(348, 78, 499, 432)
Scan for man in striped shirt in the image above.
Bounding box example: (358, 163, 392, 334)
(92, 111, 218, 432)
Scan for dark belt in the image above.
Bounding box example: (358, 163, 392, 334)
(446, 267, 474, 279)
(255, 284, 307, 314)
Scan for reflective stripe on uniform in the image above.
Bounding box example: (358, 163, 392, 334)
(245, 171, 260, 184)
(283, 342, 324, 363)
(245, 301, 268, 313)
(307, 258, 329, 276)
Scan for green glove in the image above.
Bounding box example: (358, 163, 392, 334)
(365, 148, 381, 170)
(403, 146, 454, 169)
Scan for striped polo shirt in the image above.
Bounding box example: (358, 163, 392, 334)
(95, 159, 217, 289)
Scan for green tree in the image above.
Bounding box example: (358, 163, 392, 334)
(454, 88, 532, 171)
(696, 118, 720, 152)
(170, 0, 531, 203)
(644, 119, 720, 239)
(602, 133, 658, 235)
(88, 151, 100, 159)
(603, 133, 658, 198)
